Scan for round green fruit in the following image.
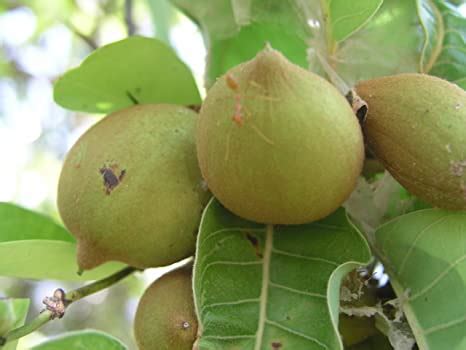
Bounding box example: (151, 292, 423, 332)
(197, 47, 364, 224)
(57, 104, 210, 270)
(134, 264, 197, 350)
(355, 74, 466, 210)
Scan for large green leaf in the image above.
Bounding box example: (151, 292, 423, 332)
(0, 298, 30, 350)
(194, 199, 371, 349)
(375, 209, 466, 349)
(31, 330, 127, 350)
(0, 203, 124, 281)
(54, 36, 201, 114)
(428, 1, 466, 89)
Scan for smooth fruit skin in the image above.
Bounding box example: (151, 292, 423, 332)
(356, 74, 466, 210)
(57, 104, 210, 270)
(197, 47, 364, 224)
(134, 265, 197, 350)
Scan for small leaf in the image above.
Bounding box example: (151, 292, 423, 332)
(194, 199, 371, 349)
(170, 0, 311, 86)
(31, 330, 127, 350)
(428, 1, 466, 89)
(417, 0, 444, 73)
(0, 298, 30, 350)
(375, 209, 466, 349)
(54, 36, 201, 113)
(0, 202, 73, 243)
(311, 0, 422, 86)
(0, 240, 124, 281)
(325, 0, 384, 43)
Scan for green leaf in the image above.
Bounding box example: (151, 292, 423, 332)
(31, 330, 127, 350)
(171, 0, 311, 86)
(194, 199, 371, 349)
(0, 240, 124, 281)
(0, 298, 30, 350)
(375, 209, 466, 349)
(324, 0, 383, 43)
(0, 203, 73, 243)
(417, 0, 444, 73)
(0, 203, 124, 281)
(54, 36, 201, 114)
(310, 0, 423, 87)
(428, 1, 466, 89)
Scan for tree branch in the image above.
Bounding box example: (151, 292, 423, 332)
(66, 21, 98, 50)
(125, 0, 136, 36)
(0, 266, 138, 347)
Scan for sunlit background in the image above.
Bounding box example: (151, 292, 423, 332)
(0, 0, 206, 348)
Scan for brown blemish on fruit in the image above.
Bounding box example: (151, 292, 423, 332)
(271, 341, 282, 349)
(100, 163, 126, 195)
(244, 232, 263, 258)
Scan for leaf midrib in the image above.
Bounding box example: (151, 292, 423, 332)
(254, 224, 273, 350)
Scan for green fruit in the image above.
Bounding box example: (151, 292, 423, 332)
(134, 264, 197, 350)
(197, 47, 364, 224)
(355, 74, 466, 210)
(57, 104, 210, 270)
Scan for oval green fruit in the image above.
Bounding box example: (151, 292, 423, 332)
(197, 47, 364, 224)
(57, 104, 210, 270)
(134, 264, 197, 350)
(355, 74, 466, 210)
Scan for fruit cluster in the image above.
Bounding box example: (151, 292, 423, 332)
(57, 47, 466, 349)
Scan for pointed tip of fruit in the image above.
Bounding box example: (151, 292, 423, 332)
(76, 240, 108, 271)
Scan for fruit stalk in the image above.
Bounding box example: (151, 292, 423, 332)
(0, 266, 137, 347)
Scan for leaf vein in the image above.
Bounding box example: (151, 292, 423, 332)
(265, 319, 328, 349)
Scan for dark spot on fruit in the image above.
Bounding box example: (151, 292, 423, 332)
(271, 341, 282, 349)
(100, 164, 126, 195)
(244, 232, 262, 258)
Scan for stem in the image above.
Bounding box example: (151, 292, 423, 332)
(66, 266, 137, 302)
(0, 266, 138, 347)
(0, 312, 51, 346)
(125, 0, 136, 36)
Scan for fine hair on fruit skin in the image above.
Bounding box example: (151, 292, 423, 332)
(355, 73, 466, 210)
(134, 264, 197, 350)
(57, 104, 210, 271)
(197, 47, 364, 225)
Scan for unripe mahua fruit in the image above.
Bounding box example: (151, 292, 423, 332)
(134, 264, 197, 350)
(57, 104, 210, 270)
(197, 47, 364, 224)
(355, 74, 466, 210)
